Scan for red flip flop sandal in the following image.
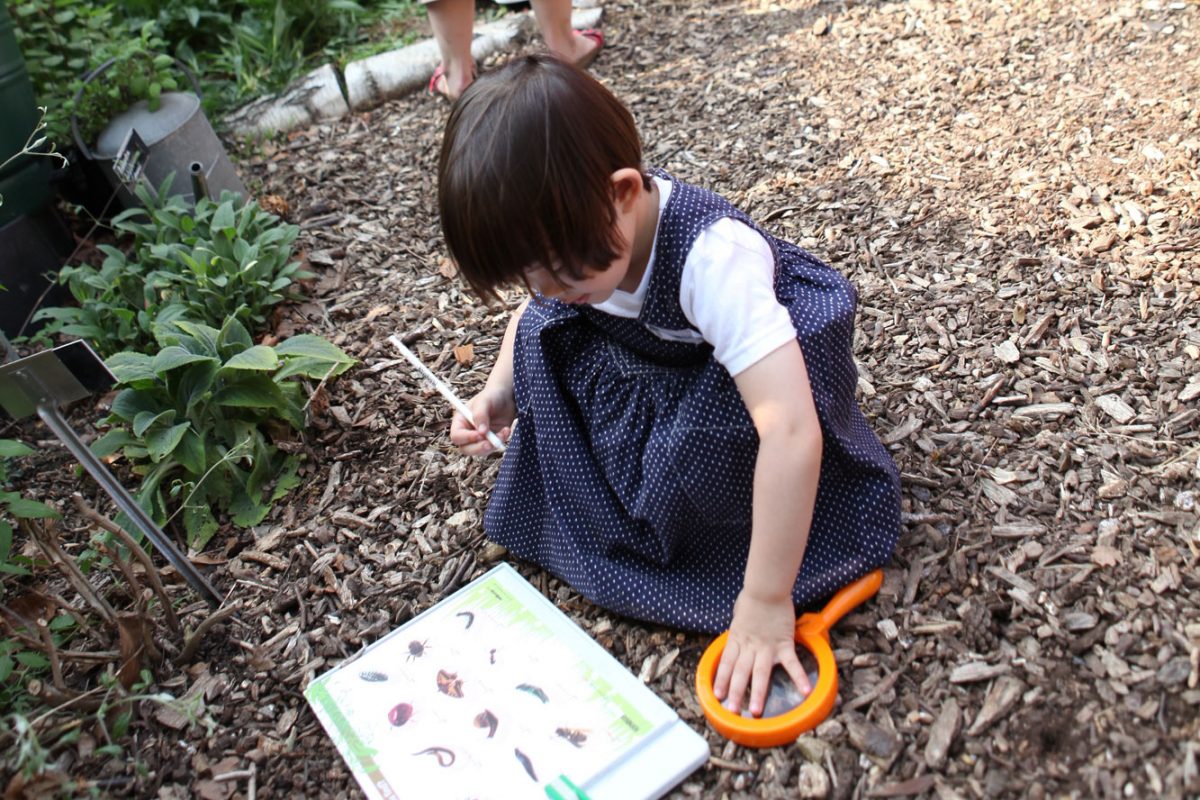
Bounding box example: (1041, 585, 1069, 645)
(428, 62, 480, 101)
(428, 64, 451, 100)
(574, 28, 604, 70)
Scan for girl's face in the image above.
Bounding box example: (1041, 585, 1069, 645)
(523, 170, 650, 306)
(524, 256, 630, 306)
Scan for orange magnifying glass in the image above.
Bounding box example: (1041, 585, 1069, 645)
(694, 569, 883, 748)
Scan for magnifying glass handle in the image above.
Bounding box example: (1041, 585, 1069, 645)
(814, 570, 883, 632)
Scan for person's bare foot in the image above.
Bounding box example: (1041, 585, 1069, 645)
(568, 29, 604, 69)
(545, 28, 603, 70)
(429, 63, 474, 101)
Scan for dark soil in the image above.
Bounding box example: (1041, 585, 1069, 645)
(3, 0, 1198, 798)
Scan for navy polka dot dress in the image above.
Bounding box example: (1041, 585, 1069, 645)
(484, 171, 901, 634)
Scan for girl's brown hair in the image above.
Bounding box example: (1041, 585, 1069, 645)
(438, 54, 650, 301)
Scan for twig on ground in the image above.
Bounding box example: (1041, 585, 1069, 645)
(73, 493, 182, 635)
(175, 602, 240, 666)
(23, 518, 118, 625)
(97, 539, 145, 608)
(36, 618, 67, 690)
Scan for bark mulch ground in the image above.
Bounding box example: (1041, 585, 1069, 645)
(3, 0, 1198, 798)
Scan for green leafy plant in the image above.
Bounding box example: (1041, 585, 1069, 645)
(0, 615, 76, 716)
(11, 0, 120, 144)
(14, 3, 180, 148)
(16, 0, 426, 136)
(35, 177, 310, 358)
(92, 317, 354, 549)
(0, 440, 59, 579)
(2, 670, 209, 787)
(67, 22, 181, 148)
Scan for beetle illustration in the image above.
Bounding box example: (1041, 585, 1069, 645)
(388, 703, 413, 727)
(407, 639, 430, 662)
(555, 727, 588, 748)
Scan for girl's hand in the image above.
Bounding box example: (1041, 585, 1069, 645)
(450, 387, 515, 456)
(712, 590, 812, 717)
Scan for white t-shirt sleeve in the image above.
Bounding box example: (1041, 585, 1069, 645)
(679, 218, 798, 377)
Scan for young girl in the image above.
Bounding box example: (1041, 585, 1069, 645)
(440, 55, 901, 717)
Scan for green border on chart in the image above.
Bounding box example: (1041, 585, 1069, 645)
(307, 682, 399, 800)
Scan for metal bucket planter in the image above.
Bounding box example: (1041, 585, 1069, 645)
(71, 58, 246, 209)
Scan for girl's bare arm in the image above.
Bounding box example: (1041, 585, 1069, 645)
(714, 338, 823, 716)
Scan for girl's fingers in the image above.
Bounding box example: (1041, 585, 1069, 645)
(778, 646, 813, 698)
(747, 655, 773, 717)
(724, 650, 756, 715)
(449, 413, 474, 446)
(712, 640, 739, 700)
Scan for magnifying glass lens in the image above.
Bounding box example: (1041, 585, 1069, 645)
(725, 646, 821, 719)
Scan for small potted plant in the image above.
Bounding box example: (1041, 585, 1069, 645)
(69, 23, 245, 211)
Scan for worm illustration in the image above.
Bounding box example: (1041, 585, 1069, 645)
(359, 671, 388, 682)
(514, 748, 538, 781)
(456, 611, 475, 629)
(474, 709, 498, 738)
(515, 683, 548, 703)
(414, 746, 455, 767)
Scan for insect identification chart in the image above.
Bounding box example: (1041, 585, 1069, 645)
(306, 564, 707, 800)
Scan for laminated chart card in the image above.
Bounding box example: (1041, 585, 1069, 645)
(305, 564, 709, 800)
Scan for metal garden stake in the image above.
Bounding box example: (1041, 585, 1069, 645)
(0, 340, 223, 607)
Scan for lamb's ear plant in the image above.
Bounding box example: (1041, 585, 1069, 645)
(34, 175, 311, 358)
(91, 317, 354, 550)
(0, 440, 59, 579)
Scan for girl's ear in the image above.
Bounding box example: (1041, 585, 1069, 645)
(610, 168, 645, 212)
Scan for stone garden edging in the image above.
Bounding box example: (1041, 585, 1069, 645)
(225, 7, 604, 139)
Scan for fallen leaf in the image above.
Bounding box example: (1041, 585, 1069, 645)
(1090, 544, 1122, 567)
(309, 385, 330, 418)
(988, 467, 1020, 484)
(259, 194, 290, 217)
(453, 343, 474, 365)
(994, 340, 1020, 363)
(116, 614, 147, 690)
(364, 304, 392, 323)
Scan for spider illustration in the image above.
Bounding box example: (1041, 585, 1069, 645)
(407, 639, 430, 662)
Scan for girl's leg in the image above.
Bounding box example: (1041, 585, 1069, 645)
(426, 0, 476, 99)
(529, 0, 602, 67)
